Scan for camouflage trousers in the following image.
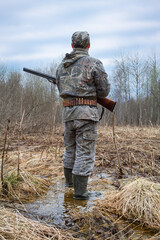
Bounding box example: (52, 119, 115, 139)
(63, 120, 98, 176)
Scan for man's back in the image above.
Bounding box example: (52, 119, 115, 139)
(56, 48, 110, 100)
(56, 48, 110, 122)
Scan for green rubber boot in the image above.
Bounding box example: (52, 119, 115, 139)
(73, 174, 89, 200)
(64, 168, 73, 187)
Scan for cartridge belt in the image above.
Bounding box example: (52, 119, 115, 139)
(63, 98, 97, 107)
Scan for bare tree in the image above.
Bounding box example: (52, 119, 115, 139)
(147, 53, 160, 124)
(112, 54, 131, 125)
(129, 52, 146, 125)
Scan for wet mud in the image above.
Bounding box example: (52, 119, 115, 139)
(1, 126, 159, 239)
(23, 172, 158, 240)
(25, 172, 111, 227)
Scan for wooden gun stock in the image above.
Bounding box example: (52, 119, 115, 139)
(23, 67, 116, 112)
(97, 97, 116, 112)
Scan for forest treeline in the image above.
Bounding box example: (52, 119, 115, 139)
(0, 52, 160, 132)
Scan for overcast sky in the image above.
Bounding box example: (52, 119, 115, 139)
(0, 0, 160, 73)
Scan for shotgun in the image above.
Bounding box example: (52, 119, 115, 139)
(23, 67, 116, 112)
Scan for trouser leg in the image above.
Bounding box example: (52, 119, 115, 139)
(72, 120, 97, 176)
(72, 120, 98, 199)
(63, 121, 76, 169)
(63, 120, 98, 198)
(63, 121, 75, 187)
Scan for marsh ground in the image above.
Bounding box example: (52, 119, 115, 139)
(0, 125, 160, 239)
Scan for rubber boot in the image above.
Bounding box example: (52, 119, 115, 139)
(73, 174, 89, 200)
(64, 168, 73, 187)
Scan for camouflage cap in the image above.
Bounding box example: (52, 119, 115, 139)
(72, 31, 90, 49)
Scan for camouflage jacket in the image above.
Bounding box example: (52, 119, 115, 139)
(56, 48, 110, 122)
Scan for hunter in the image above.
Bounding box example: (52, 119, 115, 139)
(56, 31, 110, 199)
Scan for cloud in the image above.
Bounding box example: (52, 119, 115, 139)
(0, 0, 160, 68)
(18, 3, 68, 20)
(80, 10, 160, 36)
(7, 43, 70, 61)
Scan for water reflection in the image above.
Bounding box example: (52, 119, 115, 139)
(25, 180, 102, 227)
(23, 174, 159, 240)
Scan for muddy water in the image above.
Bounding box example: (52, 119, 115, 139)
(25, 173, 108, 227)
(24, 173, 159, 239)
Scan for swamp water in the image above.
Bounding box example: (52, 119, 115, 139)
(24, 172, 110, 227)
(23, 173, 159, 239)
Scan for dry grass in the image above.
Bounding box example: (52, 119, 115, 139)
(0, 125, 160, 184)
(0, 207, 74, 240)
(0, 132, 64, 202)
(0, 125, 160, 239)
(95, 126, 160, 179)
(0, 170, 50, 202)
(68, 207, 124, 240)
(98, 178, 160, 231)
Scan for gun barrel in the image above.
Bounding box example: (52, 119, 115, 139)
(23, 68, 56, 84)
